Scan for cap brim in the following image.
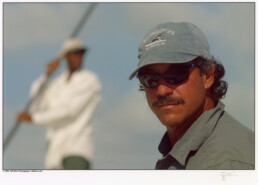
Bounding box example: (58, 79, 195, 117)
(129, 52, 198, 80)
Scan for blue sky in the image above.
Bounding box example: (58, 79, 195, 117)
(2, 1, 255, 175)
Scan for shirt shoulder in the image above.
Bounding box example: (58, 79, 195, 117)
(211, 111, 254, 155)
(187, 111, 254, 170)
(76, 70, 100, 81)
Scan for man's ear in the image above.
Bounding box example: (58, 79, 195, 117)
(203, 66, 215, 89)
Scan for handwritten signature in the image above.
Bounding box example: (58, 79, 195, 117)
(221, 171, 237, 181)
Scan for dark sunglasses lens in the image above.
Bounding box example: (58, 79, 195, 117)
(72, 50, 85, 54)
(139, 74, 160, 88)
(139, 70, 189, 88)
(139, 65, 192, 88)
(165, 71, 189, 85)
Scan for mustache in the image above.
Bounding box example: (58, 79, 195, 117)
(152, 95, 185, 107)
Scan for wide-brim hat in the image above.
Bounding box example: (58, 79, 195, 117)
(58, 38, 87, 58)
(129, 22, 212, 80)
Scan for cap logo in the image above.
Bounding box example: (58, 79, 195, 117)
(145, 35, 166, 48)
(144, 29, 175, 50)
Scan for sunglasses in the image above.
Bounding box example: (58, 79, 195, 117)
(137, 62, 201, 88)
(71, 49, 85, 55)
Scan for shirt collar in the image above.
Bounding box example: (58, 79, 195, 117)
(158, 101, 225, 166)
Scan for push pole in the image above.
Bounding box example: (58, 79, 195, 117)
(3, 3, 98, 151)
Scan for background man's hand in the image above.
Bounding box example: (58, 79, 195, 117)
(17, 111, 32, 123)
(46, 59, 60, 77)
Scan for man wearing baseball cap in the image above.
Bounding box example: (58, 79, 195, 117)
(130, 22, 254, 170)
(17, 38, 101, 170)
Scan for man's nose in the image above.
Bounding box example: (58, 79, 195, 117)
(156, 78, 174, 97)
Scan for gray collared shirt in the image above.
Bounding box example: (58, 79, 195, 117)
(156, 101, 254, 170)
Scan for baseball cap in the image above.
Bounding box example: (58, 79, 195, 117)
(58, 38, 87, 58)
(129, 22, 212, 80)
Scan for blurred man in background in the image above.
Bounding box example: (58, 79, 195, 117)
(17, 38, 101, 170)
(129, 22, 254, 170)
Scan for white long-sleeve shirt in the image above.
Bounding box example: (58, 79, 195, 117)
(28, 69, 101, 169)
